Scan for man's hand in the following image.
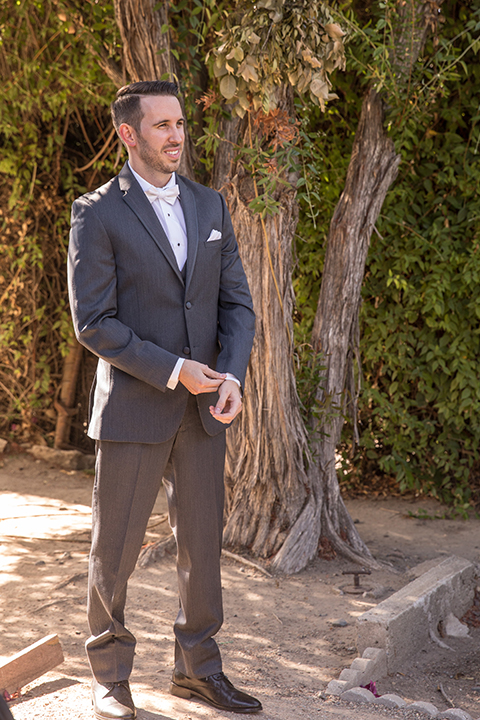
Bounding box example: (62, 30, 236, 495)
(179, 359, 226, 395)
(209, 379, 242, 424)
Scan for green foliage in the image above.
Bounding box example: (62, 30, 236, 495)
(0, 0, 117, 439)
(2, 0, 479, 511)
(361, 63, 480, 507)
(293, 0, 480, 508)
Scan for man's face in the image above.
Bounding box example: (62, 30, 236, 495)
(134, 94, 185, 177)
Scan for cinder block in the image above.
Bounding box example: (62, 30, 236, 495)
(325, 679, 347, 696)
(338, 668, 358, 683)
(406, 701, 439, 717)
(356, 556, 476, 673)
(333, 647, 389, 693)
(437, 710, 473, 720)
(374, 693, 406, 708)
(350, 658, 371, 673)
(361, 647, 387, 682)
(341, 687, 375, 703)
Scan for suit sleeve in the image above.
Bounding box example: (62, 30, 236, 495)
(67, 197, 178, 392)
(214, 194, 256, 385)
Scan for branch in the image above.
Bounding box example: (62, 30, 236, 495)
(74, 127, 116, 172)
(86, 41, 124, 87)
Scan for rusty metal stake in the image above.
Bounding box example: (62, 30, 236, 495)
(340, 568, 372, 594)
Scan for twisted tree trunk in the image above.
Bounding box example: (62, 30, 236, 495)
(114, 0, 170, 82)
(309, 88, 401, 563)
(302, 0, 442, 566)
(212, 92, 314, 566)
(211, 89, 381, 573)
(219, 0, 438, 571)
(221, 168, 311, 560)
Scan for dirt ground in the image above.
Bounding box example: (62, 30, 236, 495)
(1, 451, 480, 720)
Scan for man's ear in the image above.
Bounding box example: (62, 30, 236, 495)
(118, 123, 137, 148)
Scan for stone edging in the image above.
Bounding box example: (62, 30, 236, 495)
(326, 648, 479, 720)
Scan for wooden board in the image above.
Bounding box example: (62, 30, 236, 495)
(0, 634, 64, 694)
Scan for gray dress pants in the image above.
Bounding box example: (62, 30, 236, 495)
(85, 394, 226, 683)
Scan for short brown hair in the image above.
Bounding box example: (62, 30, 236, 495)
(111, 80, 179, 134)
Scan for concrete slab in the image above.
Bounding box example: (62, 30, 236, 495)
(28, 445, 95, 470)
(325, 679, 348, 696)
(356, 556, 477, 673)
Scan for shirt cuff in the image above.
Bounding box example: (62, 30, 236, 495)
(167, 357, 185, 390)
(225, 373, 241, 389)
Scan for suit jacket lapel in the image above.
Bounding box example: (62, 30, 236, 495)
(177, 175, 198, 291)
(118, 164, 184, 285)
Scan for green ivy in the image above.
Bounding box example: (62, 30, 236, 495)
(293, 0, 480, 509)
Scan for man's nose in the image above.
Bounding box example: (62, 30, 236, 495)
(169, 126, 184, 143)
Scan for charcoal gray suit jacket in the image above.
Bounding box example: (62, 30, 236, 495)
(67, 163, 255, 443)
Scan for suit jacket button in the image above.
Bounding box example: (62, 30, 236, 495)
(185, 301, 192, 309)
(183, 347, 191, 355)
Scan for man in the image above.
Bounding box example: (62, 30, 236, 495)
(68, 80, 259, 719)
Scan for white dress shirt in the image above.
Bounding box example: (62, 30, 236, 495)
(129, 164, 187, 271)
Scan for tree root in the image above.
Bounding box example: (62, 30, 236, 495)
(138, 534, 176, 568)
(222, 549, 272, 577)
(271, 494, 322, 574)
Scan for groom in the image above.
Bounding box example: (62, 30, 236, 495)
(68, 80, 259, 719)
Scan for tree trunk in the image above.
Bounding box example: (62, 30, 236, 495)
(303, 0, 441, 567)
(222, 175, 313, 558)
(114, 0, 170, 82)
(112, 0, 194, 179)
(209, 83, 380, 573)
(54, 337, 83, 449)
(213, 93, 314, 564)
(308, 88, 401, 563)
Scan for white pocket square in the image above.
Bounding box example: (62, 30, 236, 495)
(206, 229, 222, 242)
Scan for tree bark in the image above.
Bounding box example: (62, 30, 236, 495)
(309, 88, 401, 562)
(213, 93, 314, 564)
(112, 0, 195, 178)
(114, 0, 171, 82)
(222, 183, 312, 558)
(216, 107, 385, 571)
(54, 337, 83, 449)
(304, 0, 442, 566)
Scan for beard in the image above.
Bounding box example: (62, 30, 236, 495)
(136, 133, 183, 176)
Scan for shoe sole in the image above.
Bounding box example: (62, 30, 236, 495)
(92, 698, 136, 720)
(93, 711, 136, 720)
(169, 682, 262, 713)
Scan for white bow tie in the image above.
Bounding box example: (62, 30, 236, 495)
(145, 184, 180, 205)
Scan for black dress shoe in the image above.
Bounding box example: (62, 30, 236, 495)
(169, 670, 262, 713)
(92, 679, 136, 720)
